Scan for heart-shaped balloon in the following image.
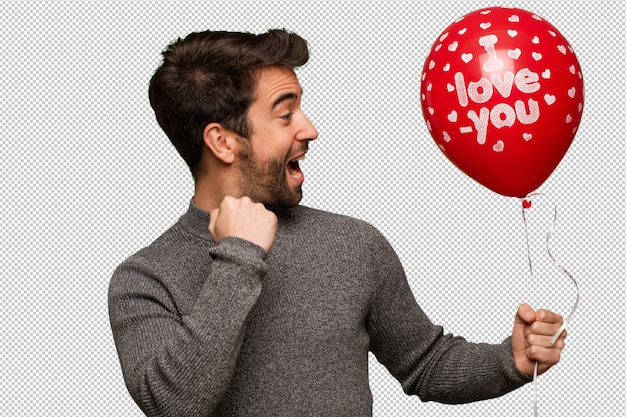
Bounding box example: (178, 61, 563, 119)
(421, 7, 584, 198)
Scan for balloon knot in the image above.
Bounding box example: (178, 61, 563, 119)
(522, 199, 533, 209)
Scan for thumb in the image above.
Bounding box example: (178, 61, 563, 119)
(515, 303, 536, 325)
(208, 208, 220, 240)
(512, 303, 535, 353)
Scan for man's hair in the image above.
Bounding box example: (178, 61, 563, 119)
(148, 29, 309, 178)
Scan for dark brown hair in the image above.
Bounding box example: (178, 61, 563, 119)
(148, 29, 309, 178)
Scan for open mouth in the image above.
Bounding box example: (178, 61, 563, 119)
(287, 154, 305, 179)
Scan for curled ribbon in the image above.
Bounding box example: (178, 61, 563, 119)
(521, 192, 579, 417)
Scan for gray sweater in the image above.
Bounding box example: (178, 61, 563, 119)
(109, 201, 530, 416)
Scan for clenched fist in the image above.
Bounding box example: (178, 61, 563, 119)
(209, 196, 278, 252)
(511, 303, 567, 376)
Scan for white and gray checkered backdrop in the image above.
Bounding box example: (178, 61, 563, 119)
(3, 0, 624, 415)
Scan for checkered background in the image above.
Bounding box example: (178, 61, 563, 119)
(3, 0, 624, 415)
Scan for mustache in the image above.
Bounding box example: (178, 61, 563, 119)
(287, 143, 309, 160)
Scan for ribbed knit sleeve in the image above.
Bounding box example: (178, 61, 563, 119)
(108, 235, 268, 417)
(365, 228, 532, 403)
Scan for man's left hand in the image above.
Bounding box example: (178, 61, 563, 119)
(511, 303, 567, 376)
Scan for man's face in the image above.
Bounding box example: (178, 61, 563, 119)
(235, 65, 318, 207)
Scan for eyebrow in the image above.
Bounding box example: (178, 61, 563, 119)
(270, 89, 302, 109)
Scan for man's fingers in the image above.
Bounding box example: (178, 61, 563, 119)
(526, 344, 564, 371)
(526, 333, 566, 349)
(524, 310, 565, 338)
(535, 309, 564, 324)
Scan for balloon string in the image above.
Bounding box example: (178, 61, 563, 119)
(521, 200, 540, 417)
(533, 362, 538, 417)
(521, 192, 579, 417)
(546, 204, 580, 344)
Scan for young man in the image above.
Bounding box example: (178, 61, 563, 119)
(109, 29, 566, 417)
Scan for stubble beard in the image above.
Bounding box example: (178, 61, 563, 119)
(236, 144, 303, 208)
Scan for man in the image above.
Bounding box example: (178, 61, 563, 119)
(109, 29, 566, 417)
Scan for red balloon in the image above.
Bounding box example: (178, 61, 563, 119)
(421, 7, 584, 198)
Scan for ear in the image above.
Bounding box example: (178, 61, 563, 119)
(203, 123, 237, 164)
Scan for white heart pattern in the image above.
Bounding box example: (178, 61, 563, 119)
(508, 49, 521, 59)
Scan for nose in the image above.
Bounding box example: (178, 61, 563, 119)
(297, 112, 319, 142)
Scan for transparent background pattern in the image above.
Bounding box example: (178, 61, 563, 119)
(3, 0, 624, 415)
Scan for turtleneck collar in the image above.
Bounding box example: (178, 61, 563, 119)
(178, 199, 214, 241)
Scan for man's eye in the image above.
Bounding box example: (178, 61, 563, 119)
(281, 112, 294, 120)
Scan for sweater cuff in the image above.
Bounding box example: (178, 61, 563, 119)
(498, 336, 534, 387)
(209, 236, 269, 277)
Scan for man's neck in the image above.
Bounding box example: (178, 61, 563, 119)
(192, 175, 230, 212)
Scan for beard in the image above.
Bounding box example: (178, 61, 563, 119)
(235, 141, 306, 208)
